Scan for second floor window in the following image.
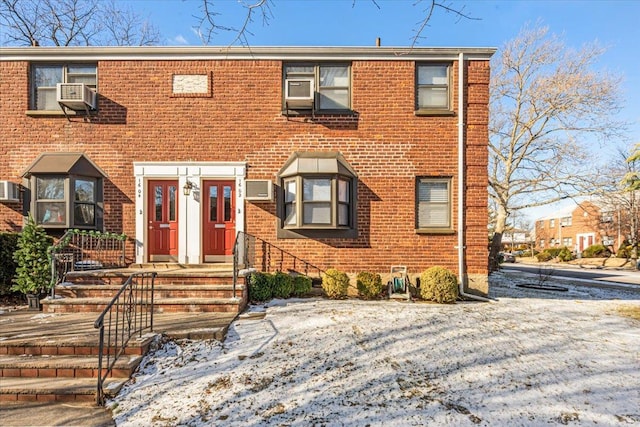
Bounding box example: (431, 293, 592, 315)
(416, 63, 450, 111)
(31, 63, 97, 111)
(560, 216, 572, 227)
(283, 63, 350, 111)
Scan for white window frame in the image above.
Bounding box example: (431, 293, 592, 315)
(283, 63, 351, 111)
(416, 63, 451, 111)
(416, 177, 452, 231)
(31, 63, 97, 111)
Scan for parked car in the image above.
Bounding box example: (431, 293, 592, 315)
(499, 252, 516, 263)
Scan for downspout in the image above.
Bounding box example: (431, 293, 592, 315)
(457, 52, 492, 302)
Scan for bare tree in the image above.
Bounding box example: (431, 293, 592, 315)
(194, 0, 477, 46)
(488, 24, 626, 271)
(0, 0, 159, 46)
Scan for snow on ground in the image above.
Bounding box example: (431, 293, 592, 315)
(111, 271, 640, 426)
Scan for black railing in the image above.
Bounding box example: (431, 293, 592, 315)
(49, 229, 128, 297)
(232, 231, 324, 292)
(93, 271, 156, 406)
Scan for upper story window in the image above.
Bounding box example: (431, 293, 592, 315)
(416, 177, 452, 233)
(31, 63, 97, 111)
(283, 63, 351, 112)
(416, 63, 451, 113)
(560, 216, 572, 227)
(550, 219, 555, 227)
(23, 153, 105, 230)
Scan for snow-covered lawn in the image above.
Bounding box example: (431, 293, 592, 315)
(111, 271, 640, 426)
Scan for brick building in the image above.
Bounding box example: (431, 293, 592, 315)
(0, 46, 495, 296)
(534, 201, 623, 253)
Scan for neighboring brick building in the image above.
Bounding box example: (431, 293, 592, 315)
(534, 201, 623, 253)
(0, 46, 495, 295)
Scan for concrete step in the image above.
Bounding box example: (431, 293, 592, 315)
(0, 377, 126, 403)
(0, 354, 142, 378)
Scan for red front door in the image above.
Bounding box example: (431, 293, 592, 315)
(148, 180, 178, 261)
(203, 180, 235, 258)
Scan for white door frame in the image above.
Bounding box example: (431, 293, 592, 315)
(133, 162, 246, 264)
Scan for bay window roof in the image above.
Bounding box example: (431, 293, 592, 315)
(278, 151, 357, 178)
(22, 152, 107, 178)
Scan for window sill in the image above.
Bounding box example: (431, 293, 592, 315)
(415, 228, 455, 235)
(26, 110, 75, 117)
(414, 109, 455, 117)
(281, 109, 356, 116)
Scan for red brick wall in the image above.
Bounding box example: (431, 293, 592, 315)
(0, 57, 490, 281)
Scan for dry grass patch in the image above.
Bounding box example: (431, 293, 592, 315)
(617, 305, 640, 321)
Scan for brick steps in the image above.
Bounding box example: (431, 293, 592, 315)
(57, 283, 242, 299)
(0, 354, 143, 378)
(0, 377, 127, 402)
(43, 297, 243, 313)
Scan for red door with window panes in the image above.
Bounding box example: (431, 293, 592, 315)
(148, 180, 178, 260)
(203, 181, 235, 257)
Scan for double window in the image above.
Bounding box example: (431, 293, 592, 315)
(416, 177, 452, 232)
(283, 63, 351, 111)
(416, 63, 451, 112)
(283, 176, 351, 228)
(30, 63, 97, 111)
(33, 175, 101, 228)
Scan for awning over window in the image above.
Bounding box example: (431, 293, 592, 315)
(278, 151, 357, 178)
(22, 152, 108, 178)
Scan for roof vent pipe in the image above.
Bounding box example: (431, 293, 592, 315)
(376, 37, 381, 47)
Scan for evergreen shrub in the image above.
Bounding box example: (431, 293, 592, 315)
(419, 266, 458, 304)
(356, 271, 383, 299)
(292, 275, 312, 297)
(249, 272, 273, 302)
(322, 268, 349, 299)
(272, 271, 294, 299)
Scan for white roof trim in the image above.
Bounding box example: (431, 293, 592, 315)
(0, 46, 496, 62)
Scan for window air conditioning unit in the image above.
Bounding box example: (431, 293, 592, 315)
(0, 181, 19, 202)
(284, 78, 314, 109)
(56, 83, 97, 110)
(245, 180, 273, 202)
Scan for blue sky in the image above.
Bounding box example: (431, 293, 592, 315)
(117, 1, 640, 221)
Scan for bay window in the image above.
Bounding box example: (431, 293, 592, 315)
(278, 152, 357, 238)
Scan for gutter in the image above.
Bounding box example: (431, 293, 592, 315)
(457, 52, 492, 302)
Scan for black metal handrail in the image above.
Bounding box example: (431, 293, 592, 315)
(232, 231, 324, 292)
(93, 271, 156, 406)
(49, 229, 128, 297)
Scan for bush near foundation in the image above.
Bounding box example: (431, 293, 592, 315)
(356, 271, 383, 299)
(272, 271, 294, 299)
(582, 244, 610, 258)
(419, 266, 459, 304)
(0, 232, 19, 295)
(322, 268, 349, 299)
(558, 247, 575, 262)
(248, 272, 273, 302)
(292, 275, 312, 297)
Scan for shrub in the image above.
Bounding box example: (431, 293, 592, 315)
(292, 275, 312, 297)
(248, 272, 273, 302)
(12, 216, 53, 296)
(272, 271, 294, 299)
(356, 271, 383, 299)
(557, 246, 574, 262)
(0, 232, 19, 295)
(582, 244, 610, 258)
(322, 268, 349, 299)
(536, 250, 553, 262)
(616, 241, 633, 259)
(419, 266, 458, 304)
